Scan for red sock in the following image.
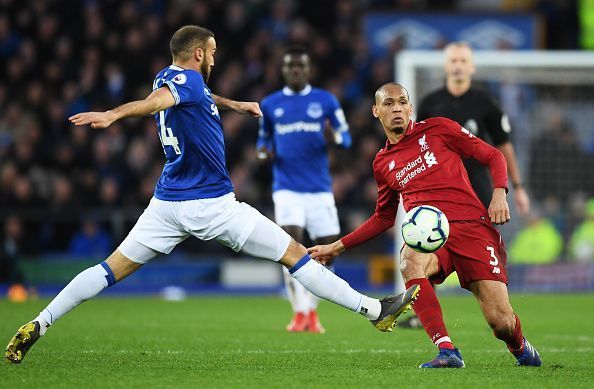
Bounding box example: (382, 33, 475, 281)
(406, 278, 454, 349)
(494, 314, 524, 355)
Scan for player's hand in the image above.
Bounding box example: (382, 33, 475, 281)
(514, 187, 530, 216)
(235, 102, 262, 117)
(307, 240, 345, 265)
(488, 188, 511, 225)
(256, 147, 274, 162)
(69, 111, 117, 128)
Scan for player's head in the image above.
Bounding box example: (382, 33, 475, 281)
(170, 25, 216, 82)
(282, 47, 310, 91)
(444, 41, 475, 85)
(372, 82, 413, 136)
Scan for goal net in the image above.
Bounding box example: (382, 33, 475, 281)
(393, 51, 594, 292)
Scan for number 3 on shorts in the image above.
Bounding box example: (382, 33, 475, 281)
(158, 111, 181, 155)
(486, 246, 499, 266)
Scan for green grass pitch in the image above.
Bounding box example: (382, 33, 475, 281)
(2, 294, 593, 388)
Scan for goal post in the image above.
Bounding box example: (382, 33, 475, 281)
(397, 50, 594, 110)
(393, 50, 594, 293)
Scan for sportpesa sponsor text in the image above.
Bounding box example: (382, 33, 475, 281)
(275, 121, 322, 134)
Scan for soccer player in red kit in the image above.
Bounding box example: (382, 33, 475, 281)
(308, 82, 542, 368)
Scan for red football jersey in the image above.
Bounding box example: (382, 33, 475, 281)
(341, 117, 508, 249)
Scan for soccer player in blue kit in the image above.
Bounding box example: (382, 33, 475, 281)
(5, 26, 420, 364)
(257, 48, 352, 333)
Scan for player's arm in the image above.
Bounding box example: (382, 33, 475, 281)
(211, 94, 262, 117)
(256, 101, 274, 161)
(497, 142, 530, 215)
(442, 118, 510, 224)
(484, 99, 531, 215)
(308, 165, 398, 264)
(69, 87, 175, 128)
(326, 95, 352, 148)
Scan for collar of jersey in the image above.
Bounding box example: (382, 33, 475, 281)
(282, 84, 312, 96)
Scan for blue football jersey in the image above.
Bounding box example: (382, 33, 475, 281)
(152, 65, 233, 201)
(257, 85, 351, 193)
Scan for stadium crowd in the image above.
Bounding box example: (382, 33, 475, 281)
(0, 0, 592, 265)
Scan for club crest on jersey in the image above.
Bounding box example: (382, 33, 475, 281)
(274, 107, 284, 118)
(306, 103, 323, 119)
(172, 74, 187, 85)
(388, 160, 396, 171)
(418, 134, 429, 151)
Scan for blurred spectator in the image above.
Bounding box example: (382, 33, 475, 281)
(509, 208, 563, 264)
(42, 175, 79, 251)
(68, 219, 113, 258)
(529, 115, 585, 205)
(0, 216, 26, 285)
(569, 198, 594, 262)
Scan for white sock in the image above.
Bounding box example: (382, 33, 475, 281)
(289, 255, 381, 320)
(359, 295, 381, 320)
(308, 289, 320, 312)
(34, 263, 115, 335)
(282, 267, 309, 313)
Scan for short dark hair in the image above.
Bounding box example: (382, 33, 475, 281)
(284, 46, 308, 58)
(170, 25, 214, 61)
(375, 82, 410, 103)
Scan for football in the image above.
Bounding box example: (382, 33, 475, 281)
(401, 205, 449, 253)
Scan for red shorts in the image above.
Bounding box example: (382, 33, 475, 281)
(430, 219, 508, 290)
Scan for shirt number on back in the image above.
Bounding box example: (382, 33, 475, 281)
(158, 111, 181, 155)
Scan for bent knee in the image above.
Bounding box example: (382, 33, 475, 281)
(400, 246, 438, 280)
(486, 310, 516, 334)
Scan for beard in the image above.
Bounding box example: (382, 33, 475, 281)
(390, 125, 405, 134)
(201, 61, 211, 82)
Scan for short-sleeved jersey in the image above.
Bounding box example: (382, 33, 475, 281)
(341, 117, 508, 249)
(152, 65, 233, 201)
(257, 85, 351, 193)
(417, 87, 511, 208)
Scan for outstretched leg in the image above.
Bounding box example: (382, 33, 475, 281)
(468, 280, 541, 366)
(5, 248, 147, 364)
(241, 218, 420, 332)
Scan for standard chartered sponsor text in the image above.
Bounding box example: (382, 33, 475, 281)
(398, 163, 427, 187)
(395, 156, 423, 180)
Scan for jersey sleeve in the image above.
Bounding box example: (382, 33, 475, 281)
(437, 117, 508, 190)
(163, 71, 205, 106)
(341, 158, 399, 249)
(326, 93, 352, 149)
(257, 100, 274, 151)
(483, 95, 511, 146)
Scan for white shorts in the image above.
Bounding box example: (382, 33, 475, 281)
(119, 193, 291, 264)
(272, 190, 340, 240)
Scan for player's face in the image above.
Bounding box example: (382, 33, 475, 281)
(282, 54, 310, 90)
(444, 46, 475, 84)
(372, 86, 413, 135)
(200, 37, 216, 83)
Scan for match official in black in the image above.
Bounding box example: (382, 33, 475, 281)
(417, 41, 530, 215)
